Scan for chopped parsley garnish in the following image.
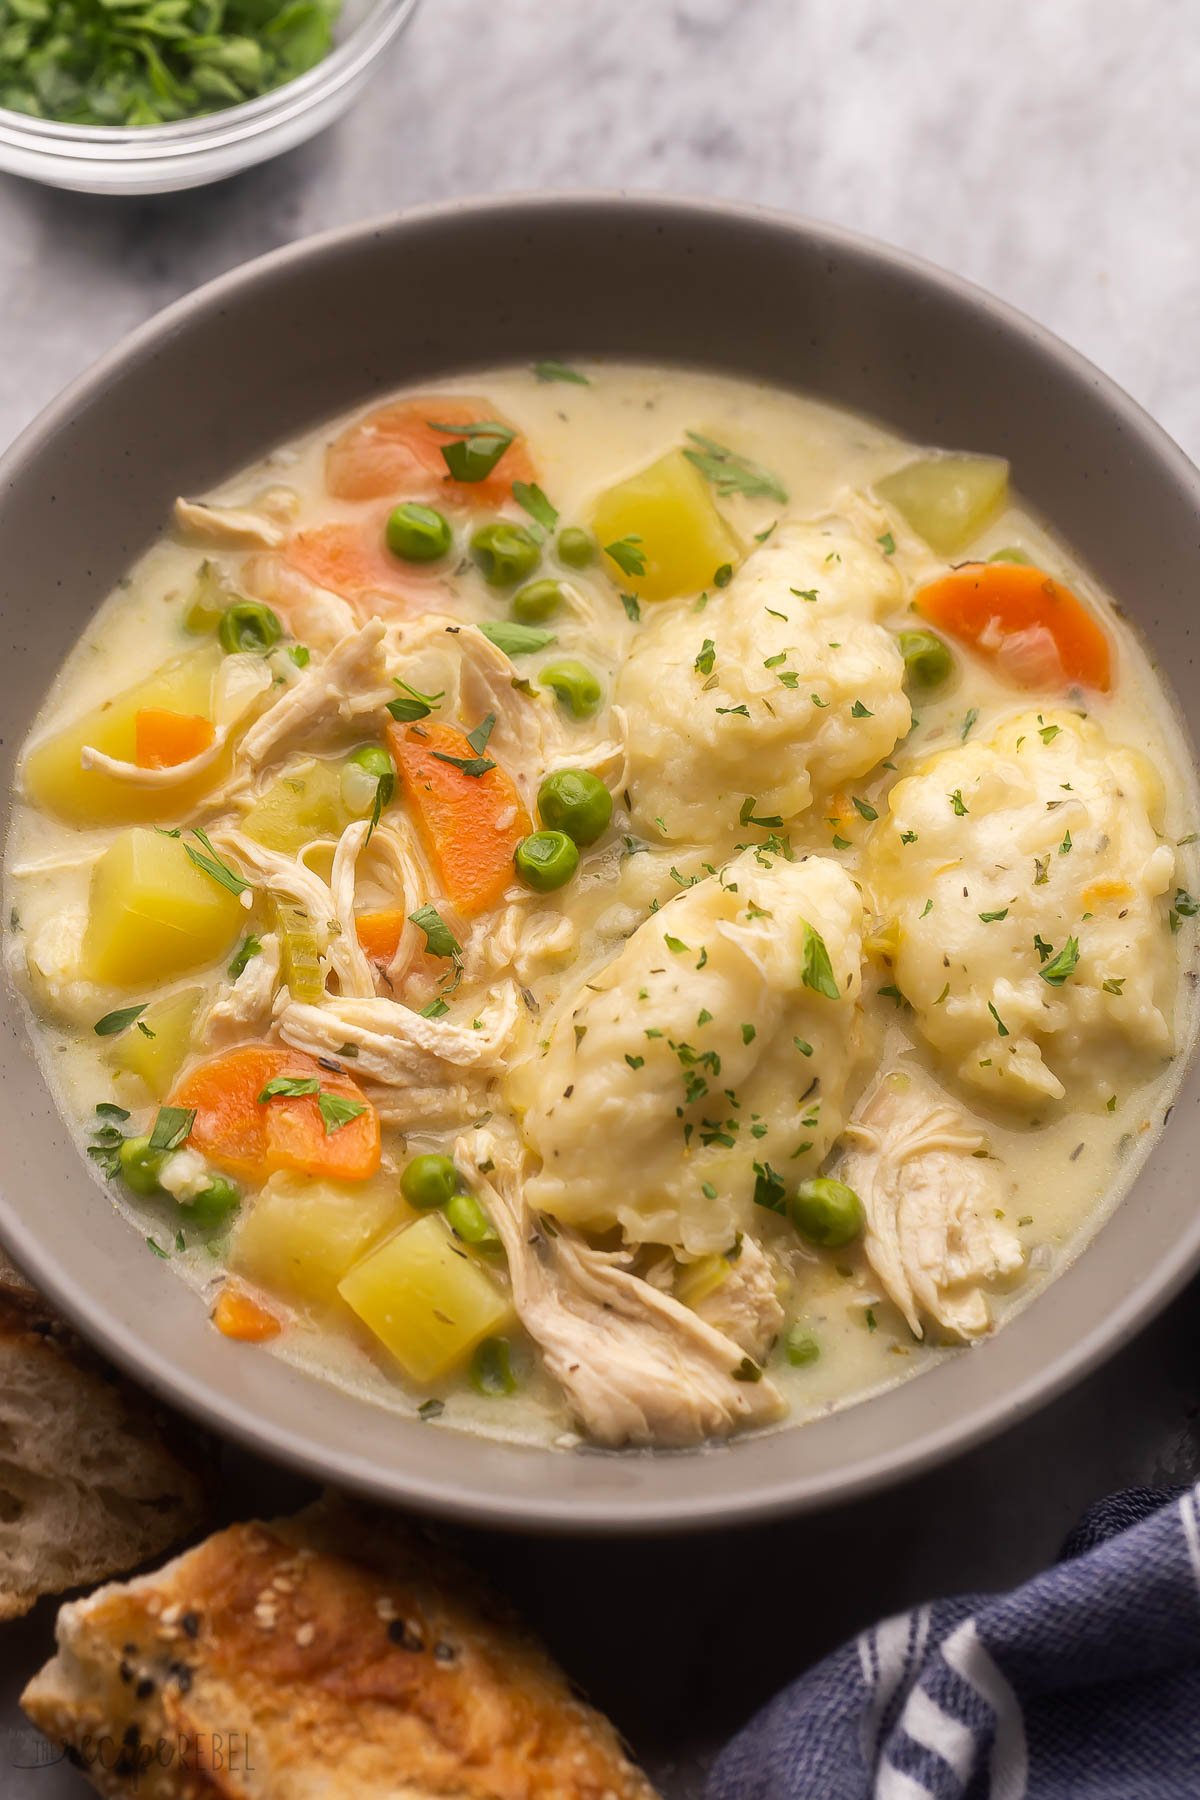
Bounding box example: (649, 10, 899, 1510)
(800, 923, 840, 1000)
(900, 829, 918, 846)
(793, 1036, 813, 1055)
(1034, 856, 1050, 886)
(388, 676, 444, 722)
(258, 1074, 320, 1102)
(317, 1091, 366, 1135)
(682, 432, 787, 503)
(1039, 936, 1080, 985)
(465, 712, 496, 756)
(408, 905, 461, 960)
(184, 827, 248, 897)
(512, 481, 558, 533)
(288, 645, 311, 667)
(694, 639, 717, 676)
(1102, 977, 1125, 995)
(148, 1105, 195, 1152)
(1033, 933, 1054, 962)
(532, 359, 588, 385)
(228, 935, 262, 980)
(851, 700, 874, 718)
(878, 984, 905, 1006)
(431, 750, 495, 779)
(717, 703, 750, 717)
(624, 1053, 645, 1070)
(988, 1001, 1010, 1037)
(1059, 830, 1073, 855)
(877, 531, 896, 556)
(1039, 723, 1061, 744)
(949, 789, 969, 817)
(851, 796, 878, 822)
(93, 1003, 147, 1037)
(428, 418, 515, 482)
(979, 908, 1009, 923)
(811, 693, 829, 708)
(604, 535, 646, 578)
(752, 1161, 787, 1213)
(741, 1023, 756, 1045)
(1173, 887, 1199, 917)
(961, 707, 979, 741)
(791, 587, 818, 603)
(478, 621, 557, 657)
(664, 934, 690, 955)
(714, 563, 733, 588)
(620, 591, 641, 623)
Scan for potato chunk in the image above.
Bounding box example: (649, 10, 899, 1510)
(338, 1214, 511, 1383)
(876, 454, 1008, 555)
(592, 449, 740, 601)
(241, 759, 348, 854)
(232, 1174, 408, 1311)
(22, 648, 226, 826)
(106, 987, 202, 1097)
(83, 828, 243, 988)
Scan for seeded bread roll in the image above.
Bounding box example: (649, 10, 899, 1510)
(22, 1496, 660, 1799)
(0, 1253, 205, 1622)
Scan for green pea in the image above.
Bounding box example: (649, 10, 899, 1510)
(514, 829, 579, 892)
(789, 1177, 863, 1249)
(784, 1327, 820, 1367)
(119, 1135, 166, 1197)
(469, 1336, 517, 1395)
(537, 769, 612, 845)
(446, 1192, 501, 1251)
(218, 600, 282, 657)
(401, 1153, 459, 1211)
(386, 502, 452, 563)
(897, 628, 954, 691)
(470, 521, 541, 588)
(186, 1176, 240, 1231)
(349, 744, 393, 780)
(512, 578, 567, 623)
(556, 526, 595, 568)
(540, 658, 603, 720)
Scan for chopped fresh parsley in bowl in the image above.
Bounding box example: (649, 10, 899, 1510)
(0, 0, 343, 127)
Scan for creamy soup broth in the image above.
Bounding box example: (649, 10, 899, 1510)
(5, 363, 1197, 1451)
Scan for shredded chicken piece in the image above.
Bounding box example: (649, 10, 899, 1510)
(329, 822, 389, 1001)
(213, 830, 362, 1000)
(364, 1081, 490, 1133)
(240, 620, 393, 769)
(344, 817, 434, 988)
(79, 652, 272, 789)
(277, 983, 519, 1089)
(241, 552, 357, 653)
(200, 934, 281, 1047)
(18, 902, 100, 1025)
(837, 1070, 1024, 1341)
(174, 497, 286, 549)
(456, 1130, 785, 1448)
(390, 617, 560, 802)
(80, 725, 232, 788)
(542, 704, 630, 795)
(459, 901, 577, 986)
(691, 1234, 784, 1362)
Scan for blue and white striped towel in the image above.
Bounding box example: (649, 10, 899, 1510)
(709, 1485, 1200, 1799)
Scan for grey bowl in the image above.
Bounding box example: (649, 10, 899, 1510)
(2, 195, 1198, 1532)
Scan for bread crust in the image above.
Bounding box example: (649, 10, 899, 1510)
(0, 1262, 206, 1621)
(22, 1497, 660, 1799)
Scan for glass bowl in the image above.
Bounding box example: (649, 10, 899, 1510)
(0, 0, 420, 195)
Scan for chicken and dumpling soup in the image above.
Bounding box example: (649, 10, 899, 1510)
(6, 364, 1197, 1450)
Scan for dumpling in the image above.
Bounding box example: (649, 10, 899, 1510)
(867, 710, 1176, 1107)
(617, 519, 910, 846)
(518, 850, 867, 1255)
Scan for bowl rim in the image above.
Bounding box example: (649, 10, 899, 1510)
(3, 190, 1200, 1534)
(0, 0, 418, 159)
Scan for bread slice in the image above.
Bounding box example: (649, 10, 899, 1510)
(22, 1496, 660, 1799)
(0, 1255, 205, 1621)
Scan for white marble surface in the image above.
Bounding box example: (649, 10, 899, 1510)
(1, 4, 1199, 1794)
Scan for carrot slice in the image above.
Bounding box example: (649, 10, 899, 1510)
(171, 1045, 380, 1183)
(916, 562, 1112, 692)
(135, 708, 216, 770)
(326, 395, 535, 507)
(213, 1283, 282, 1343)
(388, 719, 529, 917)
(284, 520, 429, 610)
(356, 907, 409, 964)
